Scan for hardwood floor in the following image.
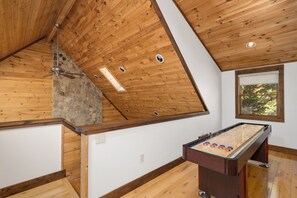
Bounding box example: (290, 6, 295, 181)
(8, 178, 79, 198)
(5, 151, 296, 198)
(123, 150, 297, 198)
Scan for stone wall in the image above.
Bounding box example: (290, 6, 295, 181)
(52, 43, 102, 125)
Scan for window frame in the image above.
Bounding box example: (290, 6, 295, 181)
(235, 65, 284, 122)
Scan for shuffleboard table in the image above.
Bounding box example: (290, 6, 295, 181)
(183, 123, 271, 198)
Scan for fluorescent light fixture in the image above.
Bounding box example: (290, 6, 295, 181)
(246, 41, 256, 48)
(99, 67, 126, 92)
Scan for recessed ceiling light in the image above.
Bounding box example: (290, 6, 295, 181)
(94, 75, 99, 80)
(153, 111, 159, 116)
(119, 66, 126, 73)
(99, 67, 126, 92)
(246, 41, 256, 48)
(156, 54, 165, 63)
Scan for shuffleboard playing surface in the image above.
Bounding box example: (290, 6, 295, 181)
(191, 124, 265, 158)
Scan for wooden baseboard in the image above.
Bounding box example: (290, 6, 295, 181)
(0, 170, 66, 197)
(101, 157, 185, 198)
(269, 145, 297, 156)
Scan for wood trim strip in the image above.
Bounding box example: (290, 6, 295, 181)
(150, 0, 209, 113)
(0, 118, 79, 134)
(222, 60, 296, 72)
(46, 0, 77, 42)
(235, 64, 284, 75)
(101, 157, 185, 198)
(78, 111, 209, 135)
(80, 134, 89, 198)
(0, 170, 66, 197)
(269, 145, 297, 156)
(0, 37, 45, 62)
(0, 110, 208, 135)
(103, 93, 128, 120)
(0, 118, 63, 130)
(171, 0, 222, 72)
(62, 119, 80, 133)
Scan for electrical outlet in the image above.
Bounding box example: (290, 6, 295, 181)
(140, 154, 144, 162)
(95, 133, 105, 144)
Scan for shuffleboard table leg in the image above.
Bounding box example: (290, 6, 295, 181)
(251, 138, 269, 164)
(199, 165, 247, 198)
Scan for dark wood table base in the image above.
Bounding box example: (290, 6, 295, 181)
(183, 123, 271, 198)
(198, 139, 269, 198)
(199, 165, 247, 198)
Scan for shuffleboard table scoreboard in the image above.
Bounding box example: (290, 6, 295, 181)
(183, 123, 271, 198)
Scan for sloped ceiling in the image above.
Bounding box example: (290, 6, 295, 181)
(58, 0, 206, 119)
(175, 0, 297, 71)
(4, 0, 295, 120)
(0, 0, 68, 60)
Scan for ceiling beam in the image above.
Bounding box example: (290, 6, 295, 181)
(46, 0, 77, 42)
(0, 37, 44, 63)
(103, 93, 128, 120)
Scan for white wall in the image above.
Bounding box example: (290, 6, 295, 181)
(88, 0, 222, 197)
(222, 62, 297, 149)
(0, 125, 62, 188)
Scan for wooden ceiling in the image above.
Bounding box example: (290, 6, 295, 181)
(0, 0, 68, 60)
(175, 0, 297, 71)
(58, 0, 206, 119)
(3, 0, 296, 120)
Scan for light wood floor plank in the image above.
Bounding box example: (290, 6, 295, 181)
(7, 151, 296, 198)
(123, 150, 297, 198)
(8, 178, 79, 198)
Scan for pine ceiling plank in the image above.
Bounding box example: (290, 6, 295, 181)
(59, 0, 207, 119)
(46, 0, 77, 42)
(0, 0, 67, 60)
(175, 0, 297, 70)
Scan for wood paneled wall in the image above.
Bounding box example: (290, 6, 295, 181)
(102, 96, 126, 123)
(62, 126, 81, 195)
(0, 40, 52, 122)
(59, 0, 206, 119)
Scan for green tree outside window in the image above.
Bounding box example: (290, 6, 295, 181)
(240, 84, 277, 116)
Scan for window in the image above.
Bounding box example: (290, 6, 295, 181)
(99, 67, 126, 92)
(235, 65, 284, 122)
